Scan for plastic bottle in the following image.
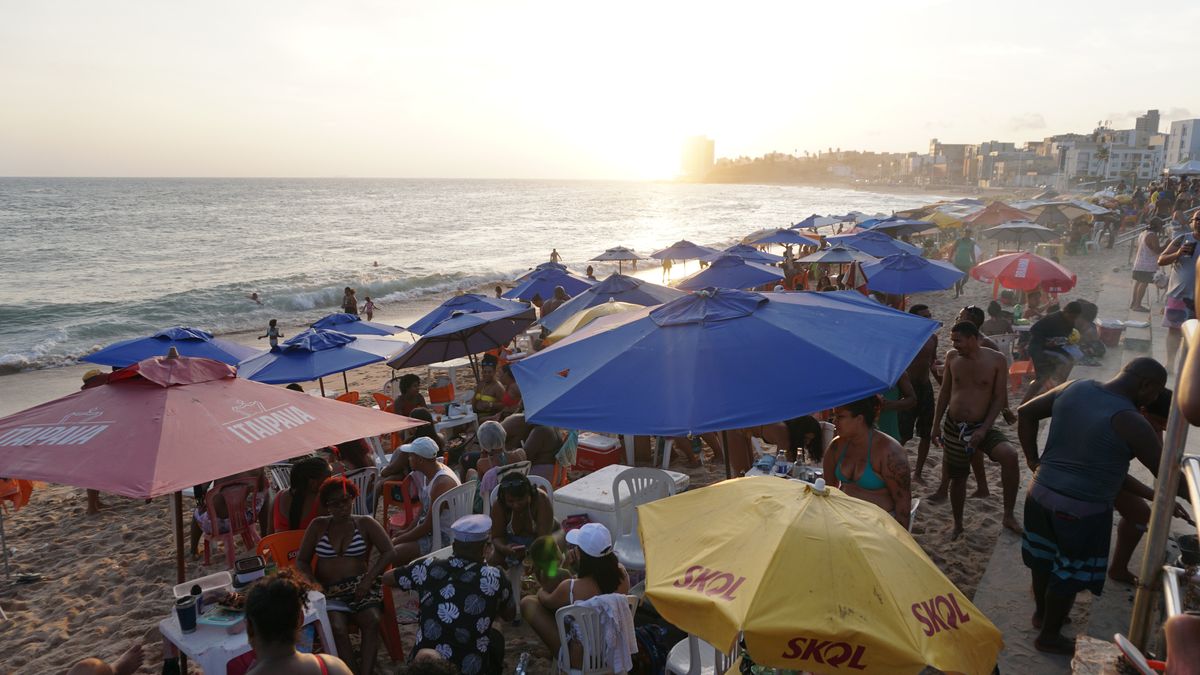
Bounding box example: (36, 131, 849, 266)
(514, 652, 531, 675)
(1013, 303, 1023, 322)
(263, 549, 278, 577)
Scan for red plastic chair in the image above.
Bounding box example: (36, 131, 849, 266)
(1009, 360, 1035, 393)
(255, 529, 307, 570)
(371, 393, 394, 412)
(201, 476, 262, 569)
(380, 475, 420, 535)
(335, 391, 360, 405)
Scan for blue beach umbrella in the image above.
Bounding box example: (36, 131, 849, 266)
(515, 261, 570, 282)
(503, 267, 595, 302)
(538, 273, 686, 333)
(512, 288, 937, 476)
(791, 214, 836, 230)
(82, 326, 263, 368)
(650, 240, 720, 261)
(860, 252, 965, 295)
(238, 328, 409, 394)
(387, 306, 537, 379)
(311, 313, 404, 336)
(745, 229, 820, 247)
(676, 254, 785, 291)
(864, 218, 938, 238)
(702, 244, 784, 264)
(406, 294, 531, 336)
(825, 230, 923, 258)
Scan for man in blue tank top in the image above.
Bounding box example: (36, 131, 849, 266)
(1016, 357, 1167, 655)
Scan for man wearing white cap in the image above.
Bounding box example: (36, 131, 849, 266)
(388, 436, 462, 567)
(386, 514, 515, 675)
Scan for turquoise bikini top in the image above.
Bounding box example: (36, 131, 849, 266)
(834, 428, 886, 491)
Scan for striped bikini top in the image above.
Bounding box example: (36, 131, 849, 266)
(315, 521, 368, 558)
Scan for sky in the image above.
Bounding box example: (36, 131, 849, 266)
(2, 0, 1198, 180)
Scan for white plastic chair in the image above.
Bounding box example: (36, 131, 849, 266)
(266, 463, 292, 493)
(430, 480, 478, 550)
(554, 595, 639, 675)
(988, 333, 1018, 366)
(666, 634, 733, 675)
(343, 466, 379, 517)
(363, 436, 389, 467)
(612, 468, 676, 572)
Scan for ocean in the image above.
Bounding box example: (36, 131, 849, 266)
(0, 178, 942, 376)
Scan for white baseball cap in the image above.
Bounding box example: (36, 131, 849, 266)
(565, 522, 613, 557)
(400, 436, 440, 459)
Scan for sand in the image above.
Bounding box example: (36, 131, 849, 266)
(0, 234, 1123, 673)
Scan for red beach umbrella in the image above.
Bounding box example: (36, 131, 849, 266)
(0, 353, 422, 580)
(969, 251, 1077, 297)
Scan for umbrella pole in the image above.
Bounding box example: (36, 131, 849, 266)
(722, 429, 732, 480)
(0, 505, 9, 579)
(173, 491, 185, 584)
(343, 371, 350, 393)
(319, 378, 326, 397)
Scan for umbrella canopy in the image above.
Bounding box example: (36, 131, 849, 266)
(981, 221, 1059, 248)
(744, 229, 820, 247)
(640, 478, 1003, 674)
(386, 306, 537, 374)
(0, 356, 421, 498)
(825, 230, 922, 258)
(962, 202, 1034, 228)
(1029, 204, 1072, 228)
(863, 218, 939, 238)
(406, 294, 531, 336)
(537, 273, 686, 333)
(791, 214, 838, 230)
(237, 329, 408, 385)
(1168, 159, 1200, 175)
(512, 288, 937, 436)
(1022, 201, 1093, 222)
(703, 244, 784, 264)
(82, 326, 263, 368)
(650, 239, 720, 261)
(311, 313, 404, 336)
(514, 261, 569, 282)
(970, 252, 1077, 294)
(590, 246, 644, 262)
(861, 253, 965, 295)
(502, 267, 594, 302)
(795, 246, 878, 265)
(544, 300, 643, 345)
(675, 255, 785, 291)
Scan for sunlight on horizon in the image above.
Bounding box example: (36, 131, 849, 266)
(1, 0, 1197, 179)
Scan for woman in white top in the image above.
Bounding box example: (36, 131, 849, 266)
(1131, 219, 1163, 312)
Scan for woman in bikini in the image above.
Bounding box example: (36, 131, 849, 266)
(244, 569, 353, 675)
(823, 395, 913, 530)
(489, 473, 557, 566)
(296, 477, 393, 675)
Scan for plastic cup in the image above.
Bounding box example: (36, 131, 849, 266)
(175, 596, 198, 633)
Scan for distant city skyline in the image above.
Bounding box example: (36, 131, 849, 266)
(2, 0, 1199, 180)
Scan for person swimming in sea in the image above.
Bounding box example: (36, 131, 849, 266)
(248, 292, 262, 305)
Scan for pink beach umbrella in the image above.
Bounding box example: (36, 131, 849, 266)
(0, 353, 422, 581)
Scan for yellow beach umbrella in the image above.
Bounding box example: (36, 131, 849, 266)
(543, 300, 643, 345)
(638, 478, 1003, 675)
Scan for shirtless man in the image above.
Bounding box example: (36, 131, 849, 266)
(539, 286, 570, 318)
(931, 321, 1022, 538)
(900, 305, 939, 482)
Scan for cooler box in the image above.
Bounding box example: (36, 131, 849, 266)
(552, 464, 690, 536)
(573, 432, 622, 472)
(427, 378, 455, 404)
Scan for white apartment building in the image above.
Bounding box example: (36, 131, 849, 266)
(1166, 119, 1200, 167)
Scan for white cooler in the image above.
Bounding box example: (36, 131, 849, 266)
(552, 464, 689, 536)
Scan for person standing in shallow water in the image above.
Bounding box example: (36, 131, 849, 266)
(341, 287, 358, 315)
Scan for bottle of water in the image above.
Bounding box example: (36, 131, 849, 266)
(1013, 303, 1023, 322)
(514, 652, 531, 675)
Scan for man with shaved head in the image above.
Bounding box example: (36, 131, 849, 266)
(1017, 357, 1168, 655)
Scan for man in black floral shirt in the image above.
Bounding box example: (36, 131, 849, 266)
(386, 514, 515, 674)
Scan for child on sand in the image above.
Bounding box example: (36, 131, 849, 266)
(258, 319, 283, 348)
(361, 296, 376, 321)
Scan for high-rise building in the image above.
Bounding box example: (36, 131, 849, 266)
(1166, 119, 1200, 167)
(680, 136, 715, 180)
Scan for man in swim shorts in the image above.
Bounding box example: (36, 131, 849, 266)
(931, 321, 1023, 539)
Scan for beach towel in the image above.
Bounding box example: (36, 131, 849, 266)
(556, 429, 579, 468)
(575, 593, 638, 673)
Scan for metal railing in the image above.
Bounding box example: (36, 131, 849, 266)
(1129, 319, 1200, 648)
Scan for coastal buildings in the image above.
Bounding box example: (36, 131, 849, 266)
(680, 136, 715, 181)
(1166, 119, 1200, 167)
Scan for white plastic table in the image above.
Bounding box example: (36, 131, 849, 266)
(433, 410, 479, 435)
(159, 590, 337, 673)
(552, 464, 689, 536)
